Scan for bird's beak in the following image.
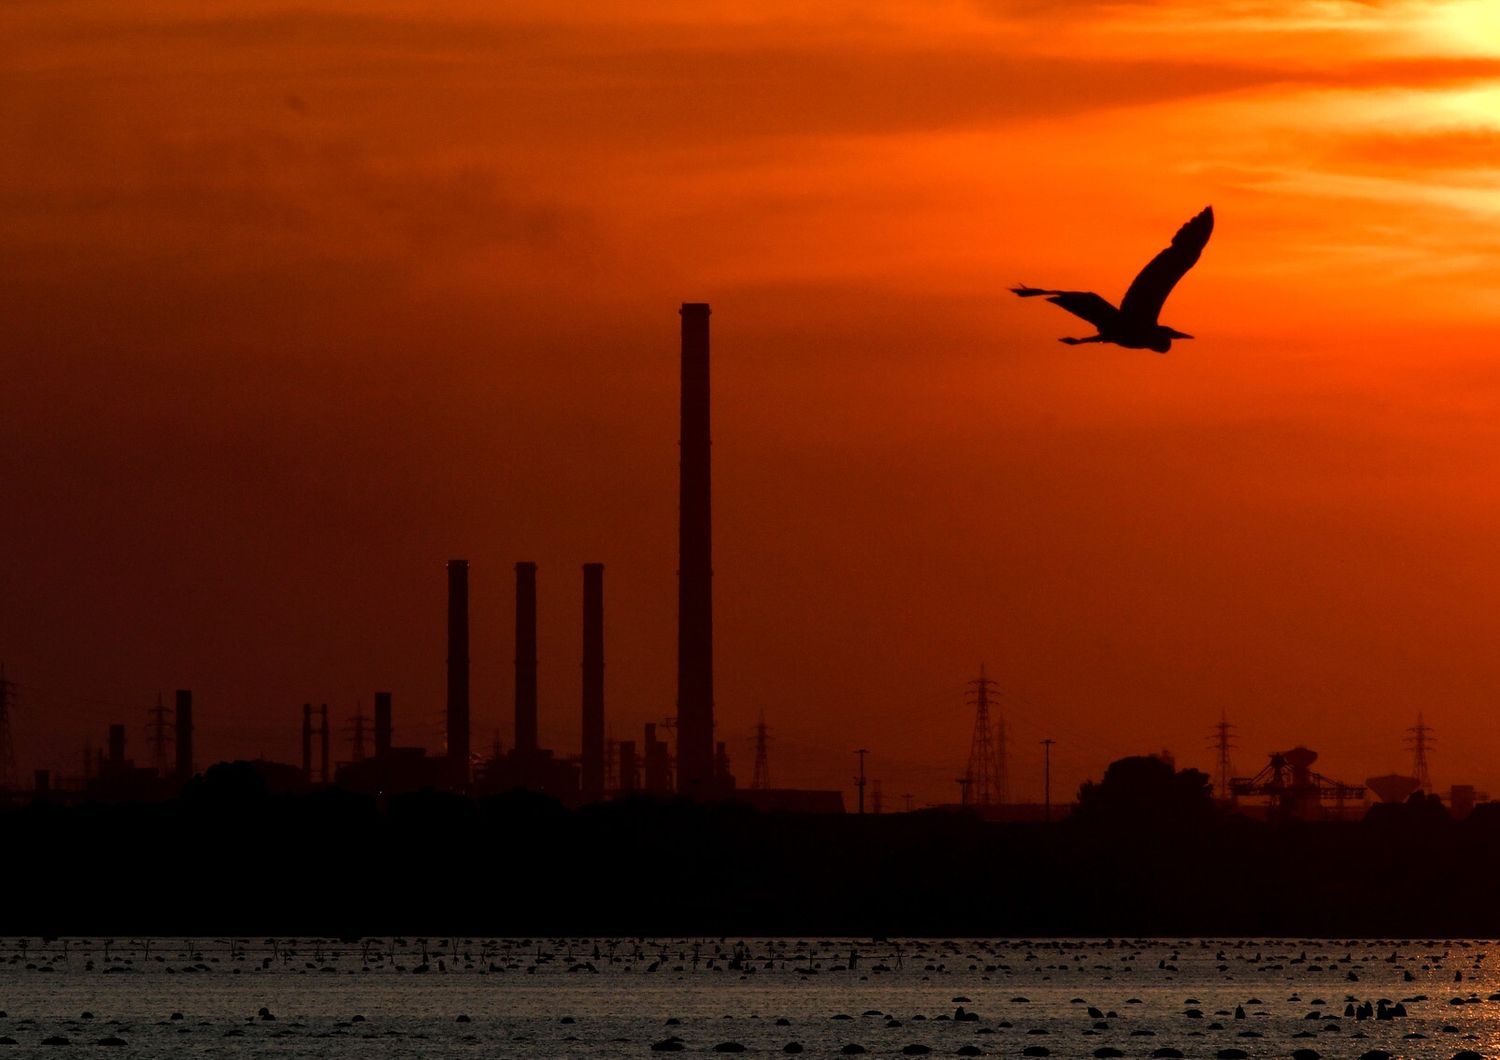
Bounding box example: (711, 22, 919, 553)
(1168, 329, 1194, 340)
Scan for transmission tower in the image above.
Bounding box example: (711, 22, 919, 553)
(1406, 714, 1435, 792)
(346, 705, 368, 762)
(964, 665, 1000, 805)
(147, 692, 173, 777)
(1209, 710, 1236, 800)
(751, 713, 770, 790)
(0, 664, 16, 789)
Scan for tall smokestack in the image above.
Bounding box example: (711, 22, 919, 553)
(447, 559, 471, 781)
(581, 563, 605, 801)
(374, 691, 392, 758)
(677, 302, 715, 795)
(174, 689, 193, 782)
(515, 561, 539, 756)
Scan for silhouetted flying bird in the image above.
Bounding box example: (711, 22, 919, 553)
(1012, 206, 1213, 353)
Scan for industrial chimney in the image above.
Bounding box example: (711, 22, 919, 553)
(581, 563, 605, 801)
(374, 691, 392, 758)
(447, 559, 471, 781)
(174, 689, 193, 783)
(515, 561, 539, 757)
(677, 302, 715, 795)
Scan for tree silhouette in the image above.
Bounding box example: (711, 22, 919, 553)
(1072, 755, 1215, 829)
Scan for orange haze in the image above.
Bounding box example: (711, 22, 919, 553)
(3, 0, 1499, 807)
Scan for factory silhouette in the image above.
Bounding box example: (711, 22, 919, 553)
(10, 304, 841, 815)
(0, 304, 1487, 825)
(3, 299, 1490, 841)
(9, 303, 1500, 939)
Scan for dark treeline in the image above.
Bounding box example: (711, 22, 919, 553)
(4, 757, 1493, 938)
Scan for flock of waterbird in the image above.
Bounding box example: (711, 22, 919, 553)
(2, 937, 1500, 1057)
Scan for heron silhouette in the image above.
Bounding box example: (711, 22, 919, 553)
(1012, 206, 1213, 353)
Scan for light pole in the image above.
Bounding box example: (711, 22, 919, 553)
(854, 748, 869, 814)
(1041, 738, 1055, 823)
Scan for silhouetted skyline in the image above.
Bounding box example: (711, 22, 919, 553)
(4, 1, 1500, 812)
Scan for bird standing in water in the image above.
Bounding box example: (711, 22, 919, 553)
(1013, 206, 1213, 353)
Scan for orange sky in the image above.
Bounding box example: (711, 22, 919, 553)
(3, 0, 1499, 807)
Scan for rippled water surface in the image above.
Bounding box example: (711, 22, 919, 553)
(2, 937, 1499, 1057)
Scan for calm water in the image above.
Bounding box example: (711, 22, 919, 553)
(1, 937, 1497, 1057)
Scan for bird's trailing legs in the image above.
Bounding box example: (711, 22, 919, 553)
(1060, 335, 1105, 345)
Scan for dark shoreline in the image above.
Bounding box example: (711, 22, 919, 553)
(5, 773, 1492, 940)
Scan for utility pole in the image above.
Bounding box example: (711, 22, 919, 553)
(1041, 738, 1056, 822)
(0, 664, 16, 789)
(854, 748, 869, 814)
(902, 793, 914, 813)
(751, 712, 770, 790)
(1406, 714, 1435, 792)
(956, 776, 972, 806)
(1209, 710, 1236, 801)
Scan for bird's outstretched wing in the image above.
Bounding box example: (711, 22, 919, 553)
(1013, 286, 1121, 331)
(1119, 206, 1213, 325)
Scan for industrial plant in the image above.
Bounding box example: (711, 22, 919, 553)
(0, 304, 1488, 823)
(0, 304, 843, 815)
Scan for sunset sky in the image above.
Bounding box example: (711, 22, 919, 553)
(4, 0, 1499, 807)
